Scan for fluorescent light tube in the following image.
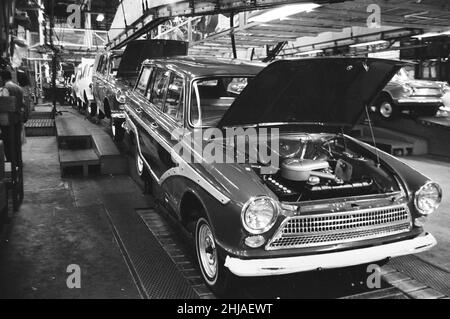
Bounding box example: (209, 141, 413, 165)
(249, 3, 321, 23)
(350, 40, 388, 48)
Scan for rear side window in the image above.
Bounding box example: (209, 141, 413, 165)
(96, 55, 104, 73)
(99, 57, 107, 74)
(110, 56, 121, 75)
(149, 68, 170, 110)
(163, 73, 184, 123)
(135, 67, 152, 95)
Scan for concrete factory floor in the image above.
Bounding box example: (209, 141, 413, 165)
(0, 134, 448, 298)
(0, 136, 141, 298)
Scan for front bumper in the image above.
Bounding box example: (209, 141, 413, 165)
(224, 232, 436, 277)
(396, 97, 443, 105)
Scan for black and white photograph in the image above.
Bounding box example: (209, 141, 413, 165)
(0, 0, 449, 304)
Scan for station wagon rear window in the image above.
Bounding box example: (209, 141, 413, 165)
(190, 77, 250, 127)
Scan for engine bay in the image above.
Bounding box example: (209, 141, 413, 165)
(258, 133, 400, 202)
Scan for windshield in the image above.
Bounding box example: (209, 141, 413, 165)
(190, 76, 251, 127)
(392, 67, 413, 81)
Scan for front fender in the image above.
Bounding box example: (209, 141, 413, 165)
(164, 175, 246, 252)
(348, 137, 430, 217)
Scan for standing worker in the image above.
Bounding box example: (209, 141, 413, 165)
(0, 69, 25, 161)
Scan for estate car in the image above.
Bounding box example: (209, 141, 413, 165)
(374, 67, 444, 119)
(123, 57, 441, 293)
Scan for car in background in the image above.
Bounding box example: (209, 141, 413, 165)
(123, 57, 441, 294)
(92, 40, 188, 141)
(73, 58, 95, 112)
(374, 67, 444, 119)
(437, 81, 450, 110)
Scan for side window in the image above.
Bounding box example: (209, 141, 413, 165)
(135, 67, 152, 95)
(149, 68, 170, 110)
(99, 57, 107, 75)
(96, 56, 104, 73)
(110, 56, 121, 76)
(163, 73, 184, 123)
(82, 65, 88, 77)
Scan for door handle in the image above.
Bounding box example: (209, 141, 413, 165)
(135, 107, 143, 114)
(150, 122, 158, 129)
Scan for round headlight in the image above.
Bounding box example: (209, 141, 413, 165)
(414, 182, 442, 215)
(241, 196, 278, 234)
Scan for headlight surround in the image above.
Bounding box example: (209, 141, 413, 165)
(414, 182, 442, 216)
(241, 196, 278, 234)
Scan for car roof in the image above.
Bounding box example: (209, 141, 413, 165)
(142, 56, 266, 78)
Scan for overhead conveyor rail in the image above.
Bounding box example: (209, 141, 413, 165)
(106, 0, 345, 49)
(107, 0, 450, 55)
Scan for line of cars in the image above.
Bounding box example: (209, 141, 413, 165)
(81, 42, 443, 294)
(374, 66, 449, 119)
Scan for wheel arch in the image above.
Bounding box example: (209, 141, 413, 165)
(179, 189, 209, 233)
(375, 90, 394, 105)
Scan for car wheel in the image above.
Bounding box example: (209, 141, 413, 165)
(377, 98, 397, 119)
(111, 118, 125, 142)
(195, 217, 230, 295)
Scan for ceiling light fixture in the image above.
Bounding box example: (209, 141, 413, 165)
(96, 13, 105, 22)
(349, 40, 388, 48)
(248, 3, 321, 23)
(412, 30, 450, 39)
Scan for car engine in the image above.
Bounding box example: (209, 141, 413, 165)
(258, 134, 399, 202)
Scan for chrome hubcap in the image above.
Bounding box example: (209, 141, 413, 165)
(111, 122, 116, 136)
(198, 223, 217, 279)
(380, 102, 393, 118)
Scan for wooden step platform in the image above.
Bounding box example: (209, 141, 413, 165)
(25, 118, 55, 136)
(56, 109, 127, 176)
(92, 134, 128, 175)
(59, 149, 100, 177)
(359, 137, 414, 156)
(55, 113, 92, 149)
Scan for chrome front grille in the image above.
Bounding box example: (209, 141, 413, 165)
(267, 205, 411, 250)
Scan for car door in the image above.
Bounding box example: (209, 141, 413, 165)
(139, 67, 172, 179)
(93, 54, 104, 106)
(126, 66, 159, 178)
(151, 71, 186, 212)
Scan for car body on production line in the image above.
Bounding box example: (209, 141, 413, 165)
(92, 40, 188, 141)
(123, 56, 441, 293)
(374, 67, 444, 119)
(72, 58, 95, 112)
